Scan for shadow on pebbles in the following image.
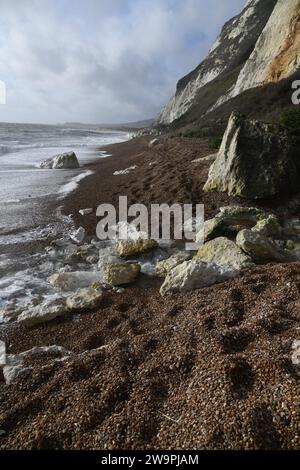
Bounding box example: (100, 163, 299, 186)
(0, 262, 300, 450)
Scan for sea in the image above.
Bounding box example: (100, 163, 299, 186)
(0, 122, 130, 312)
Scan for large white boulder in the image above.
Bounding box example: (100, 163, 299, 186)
(204, 112, 299, 199)
(17, 298, 67, 327)
(40, 151, 80, 169)
(160, 260, 238, 296)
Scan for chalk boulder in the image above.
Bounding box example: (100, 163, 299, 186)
(160, 260, 238, 296)
(103, 263, 141, 286)
(195, 237, 253, 270)
(204, 112, 299, 199)
(40, 151, 80, 169)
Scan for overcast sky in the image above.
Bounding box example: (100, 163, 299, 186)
(0, 0, 246, 124)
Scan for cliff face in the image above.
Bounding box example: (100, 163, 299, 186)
(157, 0, 299, 126)
(232, 0, 300, 97)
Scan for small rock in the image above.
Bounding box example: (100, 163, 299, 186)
(69, 227, 86, 244)
(236, 229, 296, 263)
(79, 208, 93, 216)
(148, 138, 159, 148)
(116, 239, 158, 258)
(66, 244, 95, 262)
(66, 288, 103, 311)
(252, 214, 281, 237)
(103, 263, 141, 286)
(156, 252, 191, 278)
(113, 166, 137, 176)
(86, 255, 99, 264)
(48, 272, 103, 291)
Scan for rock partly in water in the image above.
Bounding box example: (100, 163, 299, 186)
(116, 239, 158, 258)
(236, 229, 296, 264)
(160, 260, 238, 296)
(69, 227, 86, 244)
(66, 288, 103, 311)
(0, 302, 29, 323)
(195, 237, 253, 270)
(48, 272, 102, 292)
(2, 345, 72, 385)
(155, 252, 191, 278)
(204, 112, 300, 199)
(17, 299, 68, 327)
(137, 248, 172, 276)
(39, 151, 80, 169)
(103, 263, 141, 286)
(67, 244, 98, 263)
(98, 246, 120, 271)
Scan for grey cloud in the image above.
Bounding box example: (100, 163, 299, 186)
(0, 0, 246, 124)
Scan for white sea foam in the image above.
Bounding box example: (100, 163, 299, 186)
(58, 170, 95, 196)
(0, 123, 130, 313)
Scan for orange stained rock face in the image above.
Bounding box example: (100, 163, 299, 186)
(264, 5, 300, 84)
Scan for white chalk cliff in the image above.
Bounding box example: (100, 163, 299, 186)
(157, 0, 300, 125)
(233, 0, 300, 97)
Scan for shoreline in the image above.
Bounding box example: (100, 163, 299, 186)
(0, 135, 300, 450)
